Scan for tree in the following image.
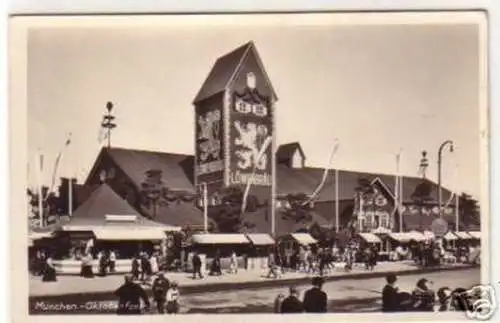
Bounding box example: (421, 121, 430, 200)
(27, 186, 60, 227)
(140, 169, 166, 219)
(458, 193, 480, 229)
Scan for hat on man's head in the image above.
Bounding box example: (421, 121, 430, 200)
(386, 274, 397, 284)
(312, 276, 325, 287)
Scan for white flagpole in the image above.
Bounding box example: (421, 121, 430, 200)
(455, 191, 459, 232)
(36, 149, 44, 228)
(335, 168, 339, 233)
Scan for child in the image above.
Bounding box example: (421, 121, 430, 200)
(166, 281, 180, 314)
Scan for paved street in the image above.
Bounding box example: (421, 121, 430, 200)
(29, 261, 469, 297)
(30, 267, 479, 314)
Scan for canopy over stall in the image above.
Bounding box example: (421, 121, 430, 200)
(245, 234, 275, 246)
(454, 231, 473, 240)
(189, 234, 250, 245)
(467, 231, 481, 240)
(443, 231, 458, 241)
(281, 233, 317, 246)
(358, 233, 382, 244)
(388, 231, 426, 243)
(422, 230, 435, 240)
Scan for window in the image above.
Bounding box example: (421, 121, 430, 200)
(380, 214, 389, 228)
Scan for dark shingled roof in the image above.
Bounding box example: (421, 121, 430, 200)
(141, 202, 215, 229)
(193, 41, 278, 103)
(106, 147, 195, 192)
(66, 184, 166, 228)
(88, 146, 453, 207)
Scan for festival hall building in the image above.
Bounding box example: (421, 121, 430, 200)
(78, 41, 460, 237)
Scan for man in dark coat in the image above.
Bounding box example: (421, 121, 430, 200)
(192, 252, 203, 279)
(152, 271, 170, 314)
(382, 274, 400, 312)
(280, 286, 304, 313)
(115, 274, 150, 315)
(302, 276, 328, 313)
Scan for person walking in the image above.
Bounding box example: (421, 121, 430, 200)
(131, 255, 140, 281)
(165, 281, 180, 314)
(302, 276, 328, 313)
(140, 252, 152, 283)
(229, 251, 238, 274)
(115, 274, 150, 315)
(152, 271, 170, 314)
(280, 286, 304, 313)
(109, 250, 117, 273)
(192, 252, 203, 279)
(266, 253, 279, 279)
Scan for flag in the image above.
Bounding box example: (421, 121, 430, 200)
(49, 133, 72, 193)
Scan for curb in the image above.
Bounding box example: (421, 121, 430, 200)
(29, 264, 477, 304)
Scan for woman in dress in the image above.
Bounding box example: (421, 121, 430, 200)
(150, 252, 159, 274)
(80, 253, 95, 278)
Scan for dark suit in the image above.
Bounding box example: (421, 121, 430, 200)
(280, 295, 303, 313)
(303, 287, 327, 313)
(382, 284, 400, 312)
(115, 282, 150, 315)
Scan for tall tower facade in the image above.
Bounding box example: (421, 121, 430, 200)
(193, 41, 277, 227)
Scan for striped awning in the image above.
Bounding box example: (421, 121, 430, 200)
(443, 231, 458, 241)
(455, 231, 473, 240)
(190, 234, 250, 245)
(358, 233, 382, 244)
(467, 231, 481, 240)
(245, 234, 275, 245)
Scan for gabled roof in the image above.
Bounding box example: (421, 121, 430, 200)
(87, 147, 195, 192)
(67, 184, 166, 228)
(276, 142, 306, 164)
(193, 41, 278, 103)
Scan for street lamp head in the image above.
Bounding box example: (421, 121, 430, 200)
(106, 101, 114, 112)
(421, 150, 427, 157)
(449, 142, 454, 153)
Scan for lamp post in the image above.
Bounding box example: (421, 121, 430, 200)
(437, 140, 454, 218)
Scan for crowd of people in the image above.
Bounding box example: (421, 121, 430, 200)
(382, 274, 481, 312)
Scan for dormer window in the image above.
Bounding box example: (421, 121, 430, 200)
(291, 149, 304, 168)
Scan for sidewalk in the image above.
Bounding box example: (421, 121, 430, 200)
(29, 261, 475, 299)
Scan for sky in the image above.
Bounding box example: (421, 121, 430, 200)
(27, 17, 482, 198)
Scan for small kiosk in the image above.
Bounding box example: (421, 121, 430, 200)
(245, 233, 275, 270)
(185, 233, 251, 274)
